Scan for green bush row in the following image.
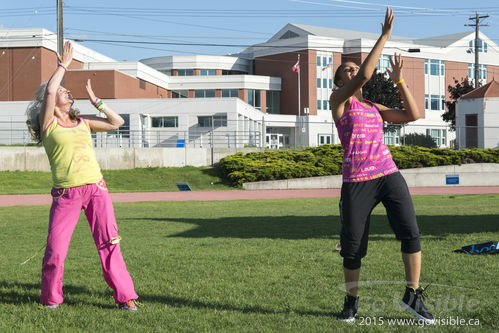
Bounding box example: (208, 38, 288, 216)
(219, 145, 499, 186)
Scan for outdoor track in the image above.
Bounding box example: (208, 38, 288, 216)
(1, 187, 499, 207)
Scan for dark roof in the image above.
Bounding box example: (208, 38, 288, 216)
(461, 79, 499, 99)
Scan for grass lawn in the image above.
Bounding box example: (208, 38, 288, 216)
(0, 166, 233, 194)
(0, 194, 498, 332)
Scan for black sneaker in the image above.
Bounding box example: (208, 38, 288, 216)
(338, 295, 359, 323)
(401, 286, 434, 324)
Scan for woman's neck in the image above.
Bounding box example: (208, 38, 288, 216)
(54, 106, 76, 125)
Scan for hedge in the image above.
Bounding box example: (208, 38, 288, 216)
(219, 145, 499, 186)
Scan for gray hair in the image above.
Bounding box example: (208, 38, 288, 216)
(26, 82, 80, 143)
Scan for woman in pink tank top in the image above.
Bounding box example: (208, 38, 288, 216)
(329, 8, 434, 324)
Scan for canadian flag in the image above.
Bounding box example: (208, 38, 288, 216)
(292, 56, 300, 73)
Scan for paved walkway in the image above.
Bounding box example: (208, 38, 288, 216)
(1, 187, 499, 207)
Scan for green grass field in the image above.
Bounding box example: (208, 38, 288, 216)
(0, 166, 233, 194)
(1, 194, 498, 332)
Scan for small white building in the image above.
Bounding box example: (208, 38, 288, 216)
(456, 79, 499, 149)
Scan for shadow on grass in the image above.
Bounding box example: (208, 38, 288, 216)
(0, 280, 337, 316)
(124, 214, 499, 239)
(0, 280, 114, 309)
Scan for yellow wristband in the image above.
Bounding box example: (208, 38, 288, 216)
(395, 79, 405, 85)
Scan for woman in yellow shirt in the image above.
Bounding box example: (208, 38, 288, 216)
(26, 41, 138, 311)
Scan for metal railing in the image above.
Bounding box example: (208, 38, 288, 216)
(1, 119, 496, 150)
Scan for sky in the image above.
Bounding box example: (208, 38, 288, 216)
(1, 0, 499, 61)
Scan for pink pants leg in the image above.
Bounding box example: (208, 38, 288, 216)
(40, 182, 138, 306)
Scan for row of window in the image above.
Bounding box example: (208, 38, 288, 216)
(425, 59, 445, 76)
(425, 94, 445, 111)
(383, 128, 447, 146)
(317, 78, 333, 89)
(151, 115, 228, 128)
(469, 39, 488, 53)
(316, 56, 332, 68)
(468, 64, 487, 81)
(160, 69, 240, 76)
(170, 89, 279, 114)
(317, 100, 329, 111)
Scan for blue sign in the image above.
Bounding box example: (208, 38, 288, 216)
(176, 139, 185, 147)
(446, 174, 459, 185)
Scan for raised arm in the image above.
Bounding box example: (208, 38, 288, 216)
(330, 8, 394, 120)
(377, 53, 423, 123)
(82, 79, 124, 132)
(39, 41, 73, 130)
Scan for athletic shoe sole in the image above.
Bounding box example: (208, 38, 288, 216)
(401, 301, 435, 324)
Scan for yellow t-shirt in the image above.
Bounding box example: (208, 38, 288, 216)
(42, 118, 103, 188)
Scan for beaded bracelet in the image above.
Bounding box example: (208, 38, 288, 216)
(93, 98, 106, 113)
(58, 62, 68, 71)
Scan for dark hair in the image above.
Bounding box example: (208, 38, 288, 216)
(333, 64, 345, 87)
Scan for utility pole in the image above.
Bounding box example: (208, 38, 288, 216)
(57, 0, 64, 84)
(465, 12, 489, 89)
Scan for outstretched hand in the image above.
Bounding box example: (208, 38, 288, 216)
(381, 7, 394, 38)
(57, 40, 73, 66)
(386, 53, 403, 83)
(85, 79, 98, 103)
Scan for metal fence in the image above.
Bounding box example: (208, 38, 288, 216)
(1, 119, 496, 150)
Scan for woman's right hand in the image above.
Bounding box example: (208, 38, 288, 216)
(381, 7, 394, 38)
(57, 40, 73, 67)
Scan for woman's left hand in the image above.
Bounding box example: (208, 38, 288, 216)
(85, 79, 98, 104)
(386, 53, 403, 83)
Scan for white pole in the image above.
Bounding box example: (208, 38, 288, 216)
(297, 54, 301, 148)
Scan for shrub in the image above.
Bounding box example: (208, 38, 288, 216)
(219, 145, 499, 186)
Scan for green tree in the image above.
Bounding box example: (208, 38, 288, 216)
(443, 78, 475, 131)
(363, 70, 403, 133)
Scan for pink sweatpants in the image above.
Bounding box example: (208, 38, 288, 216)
(40, 180, 138, 306)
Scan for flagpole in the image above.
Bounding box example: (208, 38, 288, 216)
(297, 54, 301, 148)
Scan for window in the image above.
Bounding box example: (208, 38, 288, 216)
(468, 64, 487, 81)
(469, 39, 488, 53)
(426, 59, 444, 76)
(323, 100, 328, 110)
(247, 89, 261, 109)
(329, 79, 333, 89)
(160, 69, 171, 76)
(317, 56, 321, 66)
(200, 69, 216, 76)
(425, 94, 429, 110)
(213, 115, 227, 127)
(198, 116, 212, 128)
(194, 90, 216, 98)
(266, 91, 280, 114)
(222, 70, 241, 75)
(172, 90, 188, 98)
(177, 69, 194, 76)
(430, 95, 440, 110)
(139, 79, 146, 90)
(377, 55, 392, 72)
(222, 89, 239, 97)
(318, 134, 332, 145)
(323, 79, 327, 88)
(197, 115, 227, 127)
(383, 128, 400, 145)
(426, 128, 447, 146)
(152, 116, 178, 128)
(322, 57, 327, 67)
(317, 78, 321, 88)
(317, 100, 322, 110)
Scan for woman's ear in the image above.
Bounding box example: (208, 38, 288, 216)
(336, 80, 343, 88)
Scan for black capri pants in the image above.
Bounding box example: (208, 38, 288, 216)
(339, 172, 421, 270)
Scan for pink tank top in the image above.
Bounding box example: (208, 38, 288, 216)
(335, 97, 398, 182)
